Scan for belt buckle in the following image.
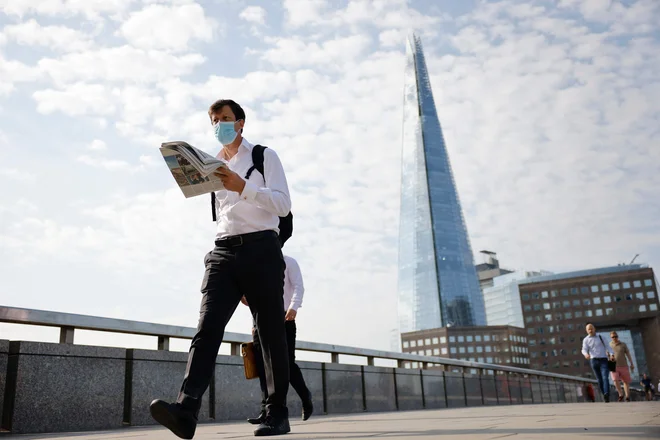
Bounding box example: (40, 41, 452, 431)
(233, 235, 243, 246)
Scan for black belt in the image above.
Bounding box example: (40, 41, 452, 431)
(215, 230, 277, 248)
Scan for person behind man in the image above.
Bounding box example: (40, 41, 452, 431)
(149, 99, 292, 438)
(581, 323, 615, 402)
(640, 373, 653, 401)
(242, 254, 313, 424)
(608, 331, 634, 402)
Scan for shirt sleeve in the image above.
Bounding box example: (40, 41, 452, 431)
(285, 257, 304, 311)
(581, 338, 589, 357)
(240, 148, 291, 217)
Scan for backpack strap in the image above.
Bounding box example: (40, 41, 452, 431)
(244, 145, 267, 181)
(211, 192, 216, 221)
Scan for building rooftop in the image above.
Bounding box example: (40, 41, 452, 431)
(518, 264, 649, 286)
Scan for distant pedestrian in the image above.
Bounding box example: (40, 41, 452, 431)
(640, 374, 653, 401)
(608, 331, 634, 402)
(581, 323, 614, 402)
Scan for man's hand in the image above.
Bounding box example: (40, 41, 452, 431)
(631, 364, 635, 371)
(285, 309, 297, 321)
(584, 354, 591, 360)
(214, 166, 246, 194)
(240, 296, 248, 306)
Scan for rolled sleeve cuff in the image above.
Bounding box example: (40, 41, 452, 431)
(240, 180, 258, 202)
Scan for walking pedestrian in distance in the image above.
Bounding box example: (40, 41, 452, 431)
(581, 323, 614, 402)
(149, 99, 292, 438)
(608, 331, 634, 402)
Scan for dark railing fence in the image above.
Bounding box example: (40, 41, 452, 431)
(0, 306, 648, 435)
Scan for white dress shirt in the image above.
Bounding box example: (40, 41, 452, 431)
(214, 138, 291, 239)
(581, 334, 614, 359)
(283, 255, 304, 312)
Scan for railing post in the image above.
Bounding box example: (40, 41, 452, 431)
(231, 342, 241, 356)
(462, 366, 468, 407)
(59, 326, 74, 344)
(397, 359, 406, 368)
(331, 352, 339, 363)
(157, 336, 170, 351)
(479, 368, 485, 405)
(367, 356, 374, 366)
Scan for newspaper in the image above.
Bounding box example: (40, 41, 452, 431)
(160, 141, 228, 198)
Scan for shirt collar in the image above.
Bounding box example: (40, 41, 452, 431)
(240, 137, 254, 152)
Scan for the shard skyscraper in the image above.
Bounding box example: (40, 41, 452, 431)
(397, 34, 486, 333)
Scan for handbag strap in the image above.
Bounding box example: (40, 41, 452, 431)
(598, 335, 612, 358)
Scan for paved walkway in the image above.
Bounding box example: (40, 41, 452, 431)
(8, 403, 660, 439)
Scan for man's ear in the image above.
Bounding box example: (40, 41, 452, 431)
(237, 119, 245, 133)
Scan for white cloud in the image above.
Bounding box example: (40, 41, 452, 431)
(88, 139, 107, 151)
(37, 46, 206, 84)
(2, 19, 93, 51)
(0, 168, 36, 183)
(76, 154, 138, 172)
(282, 0, 327, 27)
(261, 34, 372, 68)
(239, 6, 266, 25)
(119, 3, 217, 52)
(32, 83, 117, 116)
(0, 0, 136, 20)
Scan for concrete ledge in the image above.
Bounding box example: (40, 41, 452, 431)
(464, 375, 483, 407)
(214, 354, 261, 421)
(363, 366, 395, 412)
(287, 360, 323, 418)
(480, 374, 498, 405)
(395, 368, 423, 411)
(323, 363, 363, 414)
(8, 341, 125, 434)
(129, 349, 210, 427)
(444, 371, 466, 408)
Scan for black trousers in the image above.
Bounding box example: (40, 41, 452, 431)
(253, 320, 309, 410)
(176, 231, 289, 417)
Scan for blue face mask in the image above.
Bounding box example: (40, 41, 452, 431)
(214, 121, 240, 145)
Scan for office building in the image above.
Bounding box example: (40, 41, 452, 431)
(401, 325, 530, 369)
(476, 251, 513, 289)
(397, 34, 485, 333)
(484, 270, 552, 327)
(519, 265, 660, 381)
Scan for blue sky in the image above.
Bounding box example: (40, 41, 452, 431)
(0, 0, 659, 354)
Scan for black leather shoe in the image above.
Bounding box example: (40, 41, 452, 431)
(247, 410, 266, 425)
(149, 399, 197, 439)
(302, 393, 313, 421)
(254, 416, 291, 436)
(604, 394, 610, 403)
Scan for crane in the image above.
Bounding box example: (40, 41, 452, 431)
(630, 254, 640, 265)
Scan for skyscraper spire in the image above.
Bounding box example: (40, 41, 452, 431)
(398, 35, 485, 333)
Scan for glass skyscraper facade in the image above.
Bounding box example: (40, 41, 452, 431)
(398, 34, 486, 333)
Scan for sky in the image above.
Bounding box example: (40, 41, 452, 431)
(0, 0, 659, 356)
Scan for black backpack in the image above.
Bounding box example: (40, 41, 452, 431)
(211, 145, 293, 246)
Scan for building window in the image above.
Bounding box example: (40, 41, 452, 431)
(458, 336, 464, 343)
(571, 287, 579, 295)
(593, 297, 601, 304)
(636, 292, 645, 300)
(639, 305, 648, 312)
(426, 349, 432, 356)
(596, 309, 603, 316)
(532, 292, 540, 299)
(633, 281, 642, 288)
(410, 341, 416, 347)
(485, 346, 492, 352)
(487, 357, 493, 363)
(449, 336, 456, 343)
(425, 338, 431, 345)
(573, 299, 581, 306)
(561, 288, 569, 296)
(615, 295, 623, 302)
(541, 291, 549, 298)
(522, 293, 530, 301)
(450, 347, 457, 354)
(412, 362, 418, 368)
(551, 290, 558, 297)
(432, 337, 439, 344)
(543, 302, 550, 310)
(466, 335, 473, 342)
(526, 316, 533, 323)
(612, 283, 620, 290)
(563, 300, 570, 307)
(545, 314, 552, 321)
(403, 341, 409, 348)
(475, 335, 482, 342)
(484, 335, 491, 342)
(468, 347, 475, 353)
(553, 301, 561, 309)
(651, 304, 658, 311)
(440, 336, 447, 344)
(575, 311, 583, 318)
(565, 312, 572, 319)
(433, 348, 440, 355)
(601, 284, 610, 292)
(580, 286, 589, 294)
(591, 285, 599, 293)
(583, 298, 591, 306)
(623, 282, 631, 289)
(603, 296, 611, 303)
(533, 304, 541, 311)
(648, 291, 656, 299)
(418, 339, 424, 346)
(441, 348, 448, 355)
(524, 305, 532, 312)
(644, 279, 653, 287)
(626, 294, 633, 301)
(459, 347, 466, 354)
(477, 346, 483, 352)
(528, 328, 535, 335)
(585, 310, 593, 317)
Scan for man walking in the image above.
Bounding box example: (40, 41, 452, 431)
(581, 323, 614, 402)
(608, 331, 634, 402)
(243, 254, 313, 424)
(640, 374, 654, 401)
(149, 99, 292, 438)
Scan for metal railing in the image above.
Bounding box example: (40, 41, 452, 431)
(0, 305, 596, 384)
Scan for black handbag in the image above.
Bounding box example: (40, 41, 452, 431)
(599, 335, 617, 372)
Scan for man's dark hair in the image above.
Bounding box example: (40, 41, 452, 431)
(208, 99, 246, 121)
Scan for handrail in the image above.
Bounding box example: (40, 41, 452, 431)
(0, 305, 596, 383)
